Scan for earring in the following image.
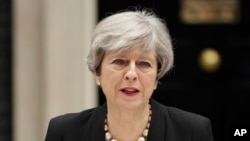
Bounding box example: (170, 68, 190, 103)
(154, 84, 157, 90)
(97, 80, 101, 86)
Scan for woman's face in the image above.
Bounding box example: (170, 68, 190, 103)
(95, 46, 158, 110)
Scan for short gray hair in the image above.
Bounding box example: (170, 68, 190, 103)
(87, 9, 174, 80)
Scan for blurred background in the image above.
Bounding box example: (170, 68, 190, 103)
(1, 0, 250, 141)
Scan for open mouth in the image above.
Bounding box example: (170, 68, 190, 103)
(120, 88, 140, 96)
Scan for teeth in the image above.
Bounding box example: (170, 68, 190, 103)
(122, 89, 139, 93)
(125, 89, 135, 92)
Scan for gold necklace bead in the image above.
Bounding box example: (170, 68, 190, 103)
(105, 132, 112, 140)
(105, 124, 108, 131)
(143, 129, 149, 136)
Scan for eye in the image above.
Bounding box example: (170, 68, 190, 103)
(112, 59, 125, 65)
(138, 61, 151, 68)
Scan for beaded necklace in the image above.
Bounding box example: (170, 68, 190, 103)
(104, 105, 152, 141)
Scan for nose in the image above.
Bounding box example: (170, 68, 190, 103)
(124, 62, 138, 81)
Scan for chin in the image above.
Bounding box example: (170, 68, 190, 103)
(118, 99, 146, 110)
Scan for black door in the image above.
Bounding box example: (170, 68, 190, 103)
(98, 1, 250, 141)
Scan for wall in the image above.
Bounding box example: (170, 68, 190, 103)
(13, 0, 98, 141)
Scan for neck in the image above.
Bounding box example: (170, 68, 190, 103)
(107, 103, 150, 123)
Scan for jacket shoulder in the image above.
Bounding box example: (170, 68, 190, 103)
(152, 99, 210, 125)
(166, 106, 210, 125)
(151, 99, 213, 141)
(45, 107, 102, 141)
(164, 106, 214, 141)
(51, 107, 97, 126)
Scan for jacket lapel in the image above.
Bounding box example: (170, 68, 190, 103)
(90, 103, 107, 141)
(147, 99, 167, 141)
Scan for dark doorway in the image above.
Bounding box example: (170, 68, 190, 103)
(97, 0, 250, 141)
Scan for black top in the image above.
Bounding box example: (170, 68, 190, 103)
(45, 99, 214, 141)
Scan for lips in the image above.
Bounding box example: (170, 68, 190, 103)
(120, 87, 140, 96)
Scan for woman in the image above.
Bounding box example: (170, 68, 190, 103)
(45, 9, 214, 141)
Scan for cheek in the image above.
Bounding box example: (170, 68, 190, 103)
(143, 76, 156, 88)
(140, 72, 157, 88)
(100, 68, 124, 98)
(100, 66, 123, 87)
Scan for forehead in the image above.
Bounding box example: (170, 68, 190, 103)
(106, 46, 156, 58)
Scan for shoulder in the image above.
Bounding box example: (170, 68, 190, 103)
(46, 107, 97, 133)
(152, 99, 210, 126)
(45, 106, 105, 141)
(151, 99, 214, 140)
(166, 106, 214, 140)
(49, 107, 97, 126)
(166, 106, 210, 125)
(163, 103, 211, 129)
